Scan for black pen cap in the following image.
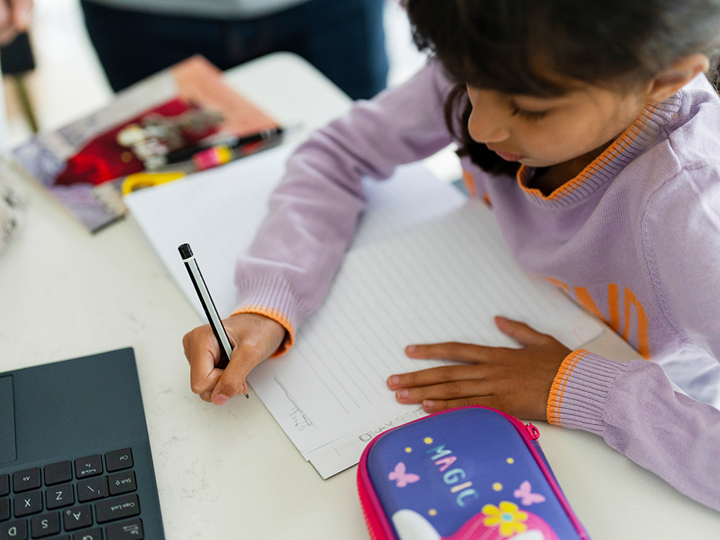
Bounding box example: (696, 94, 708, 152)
(178, 243, 193, 259)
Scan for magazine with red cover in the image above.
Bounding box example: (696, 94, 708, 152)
(12, 55, 277, 232)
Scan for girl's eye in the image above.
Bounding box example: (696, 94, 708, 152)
(511, 107, 548, 121)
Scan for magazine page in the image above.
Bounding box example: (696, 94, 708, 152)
(12, 56, 277, 233)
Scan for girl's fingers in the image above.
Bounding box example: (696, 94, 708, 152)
(405, 318, 554, 362)
(196, 368, 223, 400)
(388, 364, 482, 390)
(209, 320, 286, 404)
(494, 316, 549, 346)
(393, 379, 491, 404)
(210, 344, 262, 404)
(184, 325, 224, 395)
(405, 342, 498, 362)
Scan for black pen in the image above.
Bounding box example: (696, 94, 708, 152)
(165, 126, 291, 165)
(178, 243, 248, 398)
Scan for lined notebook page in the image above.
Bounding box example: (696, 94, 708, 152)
(247, 201, 601, 477)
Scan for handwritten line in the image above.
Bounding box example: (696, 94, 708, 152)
(273, 376, 318, 430)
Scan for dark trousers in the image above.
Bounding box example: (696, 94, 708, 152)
(80, 0, 389, 100)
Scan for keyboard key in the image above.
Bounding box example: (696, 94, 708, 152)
(0, 518, 27, 540)
(77, 477, 108, 503)
(95, 494, 140, 524)
(105, 518, 143, 540)
(108, 472, 136, 496)
(105, 449, 133, 473)
(30, 512, 60, 538)
(0, 476, 7, 497)
(46, 484, 74, 510)
(44, 461, 72, 486)
(72, 527, 102, 540)
(62, 505, 93, 531)
(0, 499, 9, 521)
(74, 456, 103, 479)
(13, 492, 42, 517)
(12, 469, 40, 493)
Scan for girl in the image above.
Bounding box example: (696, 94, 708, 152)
(183, 0, 720, 511)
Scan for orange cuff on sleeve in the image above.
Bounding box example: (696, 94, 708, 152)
(230, 304, 295, 358)
(462, 170, 478, 199)
(546, 349, 589, 426)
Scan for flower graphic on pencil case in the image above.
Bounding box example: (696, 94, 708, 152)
(514, 481, 546, 506)
(482, 502, 529, 536)
(388, 462, 420, 487)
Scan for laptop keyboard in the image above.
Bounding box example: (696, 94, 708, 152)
(0, 447, 143, 540)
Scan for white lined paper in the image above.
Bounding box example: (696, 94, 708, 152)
(125, 146, 602, 478)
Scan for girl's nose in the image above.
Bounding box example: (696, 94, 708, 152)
(466, 88, 511, 144)
(468, 115, 511, 144)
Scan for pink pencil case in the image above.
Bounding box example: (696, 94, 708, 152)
(357, 406, 590, 540)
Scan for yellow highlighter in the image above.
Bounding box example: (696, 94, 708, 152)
(121, 171, 186, 195)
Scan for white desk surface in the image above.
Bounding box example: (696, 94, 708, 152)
(1, 52, 718, 539)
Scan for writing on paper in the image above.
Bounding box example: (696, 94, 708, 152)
(288, 406, 315, 432)
(358, 407, 425, 442)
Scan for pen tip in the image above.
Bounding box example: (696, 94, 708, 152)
(245, 393, 249, 399)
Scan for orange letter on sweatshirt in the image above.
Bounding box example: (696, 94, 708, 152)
(622, 288, 650, 360)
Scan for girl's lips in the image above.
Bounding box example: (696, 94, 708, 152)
(493, 150, 524, 162)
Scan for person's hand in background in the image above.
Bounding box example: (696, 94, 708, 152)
(0, 0, 32, 46)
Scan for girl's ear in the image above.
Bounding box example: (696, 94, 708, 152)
(643, 54, 710, 104)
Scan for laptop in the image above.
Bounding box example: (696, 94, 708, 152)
(0, 348, 164, 540)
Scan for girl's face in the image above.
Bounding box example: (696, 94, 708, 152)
(466, 83, 648, 169)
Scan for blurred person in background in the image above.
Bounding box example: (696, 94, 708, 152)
(0, 0, 32, 46)
(80, 0, 389, 100)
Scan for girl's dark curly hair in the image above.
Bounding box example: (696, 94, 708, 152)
(403, 0, 720, 177)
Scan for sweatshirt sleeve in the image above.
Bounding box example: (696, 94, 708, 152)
(547, 350, 720, 511)
(232, 60, 456, 351)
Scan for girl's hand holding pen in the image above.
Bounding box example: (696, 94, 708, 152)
(387, 316, 571, 421)
(182, 313, 286, 405)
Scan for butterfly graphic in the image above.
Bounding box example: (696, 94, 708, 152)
(514, 481, 546, 506)
(388, 462, 420, 488)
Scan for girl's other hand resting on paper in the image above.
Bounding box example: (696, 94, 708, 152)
(182, 313, 286, 405)
(387, 316, 571, 421)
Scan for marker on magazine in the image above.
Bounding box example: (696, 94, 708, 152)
(178, 243, 249, 399)
(165, 124, 301, 165)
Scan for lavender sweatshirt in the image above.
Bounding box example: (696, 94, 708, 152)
(233, 61, 720, 511)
